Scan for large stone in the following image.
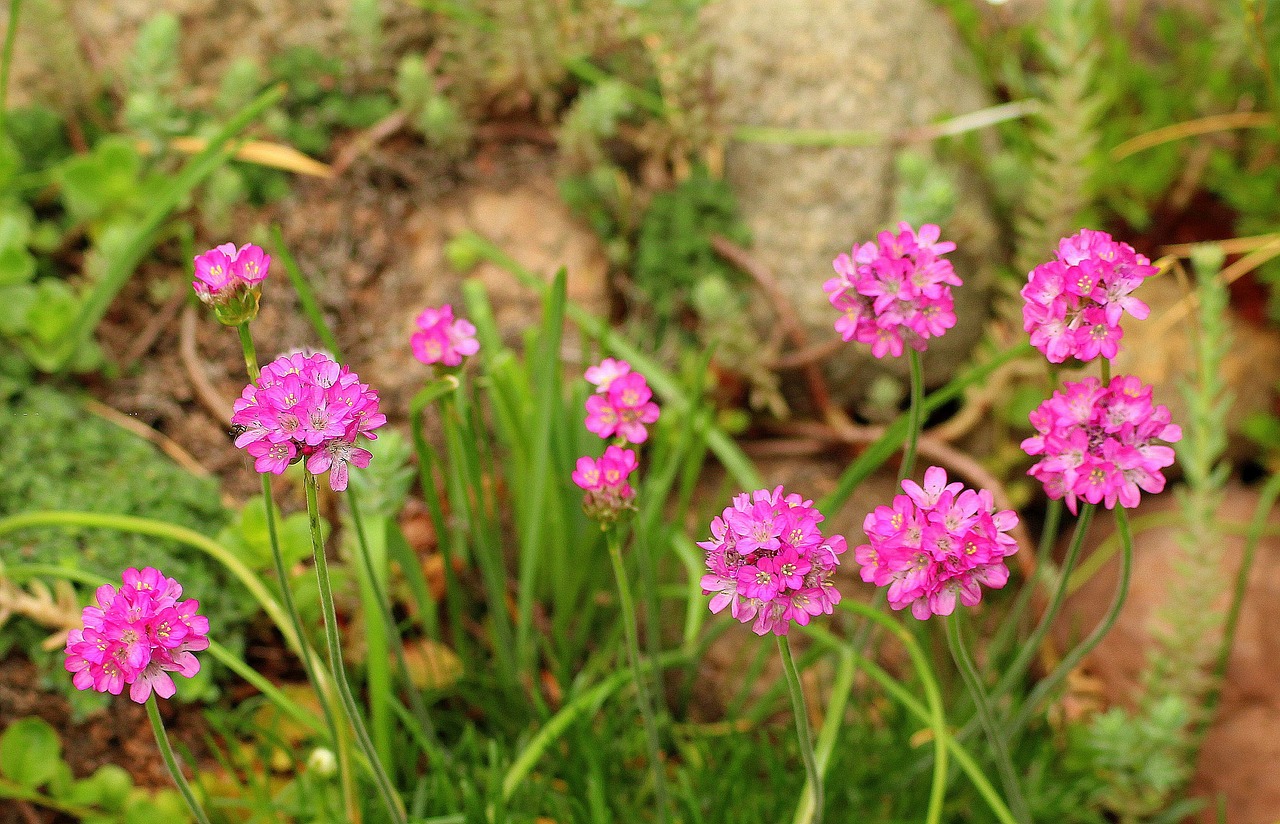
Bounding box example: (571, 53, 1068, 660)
(702, 0, 999, 406)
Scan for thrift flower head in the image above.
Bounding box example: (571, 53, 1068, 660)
(572, 444, 639, 522)
(192, 242, 270, 325)
(411, 304, 479, 367)
(1022, 375, 1181, 514)
(823, 222, 961, 358)
(1021, 229, 1157, 363)
(64, 567, 209, 704)
(855, 467, 1020, 620)
(699, 486, 847, 636)
(232, 352, 386, 491)
(584, 362, 660, 444)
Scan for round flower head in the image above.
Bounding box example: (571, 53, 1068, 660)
(699, 486, 847, 636)
(1022, 375, 1181, 514)
(232, 352, 386, 491)
(584, 365, 660, 444)
(411, 304, 479, 367)
(572, 444, 639, 523)
(823, 222, 961, 358)
(854, 467, 1020, 620)
(1021, 229, 1157, 363)
(192, 242, 271, 326)
(64, 567, 210, 704)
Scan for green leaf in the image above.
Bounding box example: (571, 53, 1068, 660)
(0, 246, 35, 286)
(0, 283, 37, 335)
(0, 717, 63, 788)
(217, 495, 323, 572)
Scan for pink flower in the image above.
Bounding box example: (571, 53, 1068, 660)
(1021, 229, 1157, 364)
(573, 445, 639, 522)
(585, 358, 631, 392)
(699, 486, 847, 636)
(823, 223, 961, 358)
(65, 567, 209, 704)
(855, 467, 1020, 620)
(192, 242, 271, 326)
(233, 352, 385, 491)
(1022, 375, 1181, 514)
(410, 304, 480, 367)
(583, 365, 660, 444)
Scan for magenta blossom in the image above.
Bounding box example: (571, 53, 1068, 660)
(192, 242, 270, 325)
(823, 222, 962, 358)
(855, 467, 1020, 620)
(64, 567, 209, 704)
(700, 486, 847, 636)
(572, 444, 639, 522)
(1022, 375, 1181, 514)
(1021, 229, 1157, 364)
(232, 352, 386, 491)
(584, 364, 660, 444)
(411, 304, 480, 367)
(584, 358, 631, 393)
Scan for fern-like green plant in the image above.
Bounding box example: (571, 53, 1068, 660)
(1100, 246, 1233, 821)
(1013, 0, 1107, 276)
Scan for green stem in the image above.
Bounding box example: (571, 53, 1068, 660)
(833, 600, 947, 824)
(993, 504, 1094, 709)
(1012, 507, 1134, 734)
(234, 319, 354, 819)
(1100, 357, 1111, 385)
(237, 322, 260, 380)
(606, 528, 669, 823)
(990, 497, 1064, 662)
(304, 471, 407, 824)
(806, 629, 1016, 824)
(946, 614, 1030, 824)
(145, 695, 213, 824)
(778, 635, 822, 824)
(346, 484, 439, 744)
(899, 349, 925, 483)
(1202, 471, 1280, 738)
(0, 0, 22, 142)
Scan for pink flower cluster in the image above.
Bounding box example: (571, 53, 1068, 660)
(64, 567, 209, 704)
(699, 486, 847, 636)
(823, 222, 961, 358)
(572, 444, 639, 523)
(411, 304, 479, 367)
(1022, 375, 1181, 514)
(854, 467, 1020, 620)
(192, 242, 270, 325)
(1021, 228, 1157, 363)
(584, 359, 660, 444)
(232, 352, 386, 491)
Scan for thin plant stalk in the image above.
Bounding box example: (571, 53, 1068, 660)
(145, 695, 214, 824)
(946, 614, 1031, 824)
(605, 527, 669, 823)
(899, 349, 925, 483)
(0, 0, 22, 141)
(992, 503, 1094, 706)
(1011, 506, 1135, 734)
(990, 497, 1064, 661)
(346, 483, 439, 745)
(778, 634, 823, 824)
(304, 470, 408, 824)
(235, 320, 357, 819)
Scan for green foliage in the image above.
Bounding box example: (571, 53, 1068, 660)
(395, 55, 470, 155)
(0, 718, 188, 822)
(1013, 0, 1105, 275)
(217, 495, 322, 573)
(0, 387, 244, 638)
(1075, 697, 1195, 821)
(894, 150, 959, 229)
(633, 166, 751, 334)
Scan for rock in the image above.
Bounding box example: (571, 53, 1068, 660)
(702, 0, 1000, 408)
(1057, 484, 1280, 824)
